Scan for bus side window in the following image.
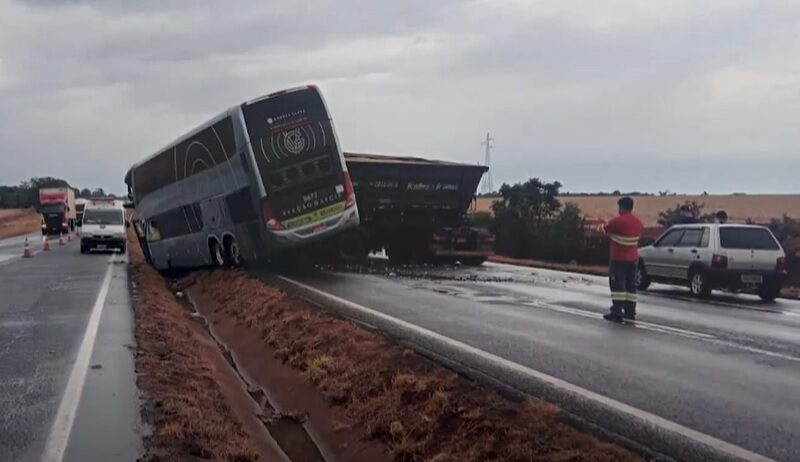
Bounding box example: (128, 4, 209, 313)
(148, 220, 161, 242)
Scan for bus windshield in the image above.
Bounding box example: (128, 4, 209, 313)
(243, 87, 349, 229)
(83, 209, 124, 225)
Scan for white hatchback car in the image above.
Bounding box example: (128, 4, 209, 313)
(638, 224, 787, 301)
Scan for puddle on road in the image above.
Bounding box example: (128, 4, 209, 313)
(318, 260, 516, 284)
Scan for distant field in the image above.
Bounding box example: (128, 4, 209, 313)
(474, 195, 800, 226)
(0, 208, 40, 240)
(0, 209, 28, 219)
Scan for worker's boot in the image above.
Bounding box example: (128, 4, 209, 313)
(623, 298, 637, 321)
(603, 312, 624, 323)
(604, 301, 625, 323)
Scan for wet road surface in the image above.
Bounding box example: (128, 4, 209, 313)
(0, 232, 144, 462)
(278, 260, 800, 461)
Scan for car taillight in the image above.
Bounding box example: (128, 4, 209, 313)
(776, 257, 787, 272)
(260, 199, 284, 231)
(711, 254, 728, 269)
(343, 171, 356, 208)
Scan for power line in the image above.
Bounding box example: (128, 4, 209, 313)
(480, 132, 494, 194)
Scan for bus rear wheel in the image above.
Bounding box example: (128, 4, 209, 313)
(209, 239, 225, 267)
(224, 237, 243, 267)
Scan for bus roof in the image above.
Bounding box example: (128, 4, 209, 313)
(125, 108, 236, 186)
(125, 85, 321, 187)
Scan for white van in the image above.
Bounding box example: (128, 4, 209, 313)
(80, 199, 127, 253)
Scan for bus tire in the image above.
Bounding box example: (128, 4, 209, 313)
(224, 236, 242, 267)
(209, 239, 225, 267)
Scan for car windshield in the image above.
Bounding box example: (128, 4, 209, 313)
(719, 227, 780, 250)
(83, 209, 123, 225)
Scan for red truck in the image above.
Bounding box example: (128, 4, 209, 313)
(39, 187, 77, 235)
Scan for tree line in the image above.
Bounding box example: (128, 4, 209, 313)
(473, 180, 800, 269)
(0, 177, 112, 209)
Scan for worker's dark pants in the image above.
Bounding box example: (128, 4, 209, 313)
(609, 261, 637, 316)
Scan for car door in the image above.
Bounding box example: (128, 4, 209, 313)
(673, 227, 708, 280)
(645, 228, 685, 278)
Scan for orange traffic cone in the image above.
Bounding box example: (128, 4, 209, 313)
(43, 236, 51, 252)
(58, 233, 65, 246)
(22, 238, 32, 258)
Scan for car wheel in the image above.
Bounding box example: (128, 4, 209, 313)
(689, 270, 711, 298)
(209, 240, 225, 267)
(758, 283, 780, 302)
(636, 263, 651, 290)
(80, 246, 88, 254)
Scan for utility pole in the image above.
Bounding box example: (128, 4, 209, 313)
(480, 132, 494, 194)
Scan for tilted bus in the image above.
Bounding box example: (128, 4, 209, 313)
(124, 86, 359, 270)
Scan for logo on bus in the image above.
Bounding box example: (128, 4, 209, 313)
(283, 129, 305, 155)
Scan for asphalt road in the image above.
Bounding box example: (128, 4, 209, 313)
(0, 232, 144, 462)
(277, 260, 800, 462)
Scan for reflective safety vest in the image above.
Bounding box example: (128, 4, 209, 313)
(605, 213, 643, 262)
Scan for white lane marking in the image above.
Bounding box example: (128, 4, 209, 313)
(486, 261, 800, 313)
(522, 301, 715, 340)
(277, 274, 775, 462)
(521, 300, 800, 363)
(41, 255, 116, 462)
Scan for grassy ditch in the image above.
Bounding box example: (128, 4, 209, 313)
(187, 269, 641, 462)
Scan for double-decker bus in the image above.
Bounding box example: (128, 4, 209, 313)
(124, 86, 359, 271)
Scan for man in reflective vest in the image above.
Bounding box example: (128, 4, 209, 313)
(603, 196, 644, 323)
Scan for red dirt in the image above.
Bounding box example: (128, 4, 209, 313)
(189, 269, 641, 462)
(129, 234, 286, 462)
(0, 209, 40, 240)
(189, 285, 388, 462)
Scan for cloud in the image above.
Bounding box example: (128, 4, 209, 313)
(0, 0, 798, 194)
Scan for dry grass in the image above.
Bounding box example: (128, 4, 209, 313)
(0, 209, 40, 240)
(192, 270, 641, 462)
(474, 195, 800, 226)
(128, 234, 265, 462)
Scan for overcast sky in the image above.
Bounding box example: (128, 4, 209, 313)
(1, 0, 798, 195)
